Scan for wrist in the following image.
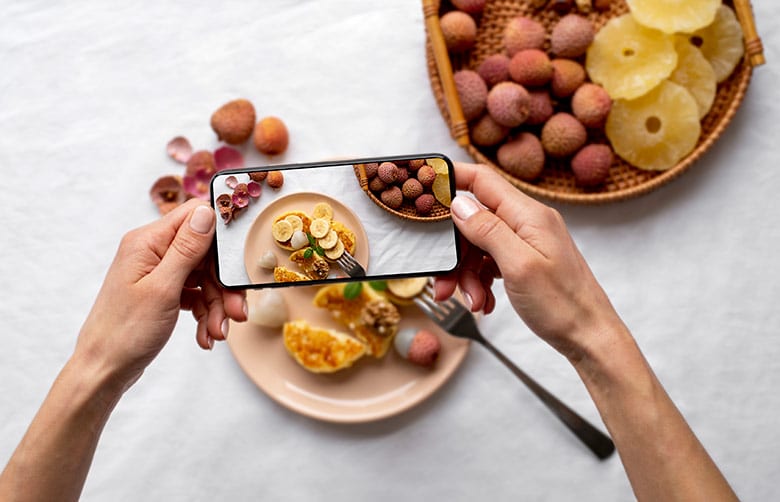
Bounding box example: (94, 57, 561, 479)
(65, 343, 130, 416)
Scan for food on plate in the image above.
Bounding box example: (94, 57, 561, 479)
(289, 230, 309, 250)
(273, 266, 309, 283)
(669, 38, 716, 119)
(386, 277, 428, 302)
(290, 248, 330, 280)
(257, 250, 278, 270)
(394, 328, 441, 367)
(248, 289, 289, 328)
(311, 202, 334, 220)
(272, 220, 294, 243)
(454, 70, 489, 121)
(284, 214, 304, 233)
(688, 5, 744, 83)
(627, 0, 719, 34)
(550, 14, 594, 58)
(283, 320, 367, 373)
(314, 283, 400, 358)
(323, 239, 345, 260)
(210, 99, 256, 145)
(317, 230, 339, 250)
(440, 10, 477, 53)
(308, 218, 330, 239)
(272, 211, 312, 250)
(266, 170, 284, 189)
(541, 113, 587, 158)
(571, 144, 614, 187)
(253, 116, 289, 155)
(329, 221, 357, 255)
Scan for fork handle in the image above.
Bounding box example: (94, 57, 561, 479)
(479, 337, 615, 460)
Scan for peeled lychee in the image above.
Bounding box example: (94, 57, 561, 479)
(541, 113, 587, 158)
(395, 328, 441, 367)
(454, 70, 488, 121)
(415, 194, 436, 215)
(477, 54, 510, 87)
(402, 178, 424, 200)
(551, 14, 595, 58)
(417, 165, 436, 187)
(525, 90, 554, 126)
(470, 114, 510, 147)
(440, 11, 477, 53)
(266, 171, 284, 189)
(253, 116, 289, 155)
(378, 162, 398, 184)
(487, 82, 530, 128)
(497, 132, 546, 181)
(381, 186, 404, 209)
(571, 144, 613, 187)
(210, 99, 256, 145)
(509, 49, 553, 87)
(504, 16, 546, 56)
(571, 83, 612, 129)
(550, 59, 586, 97)
(452, 0, 486, 15)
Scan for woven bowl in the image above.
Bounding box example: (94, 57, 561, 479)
(425, 0, 754, 203)
(353, 163, 452, 222)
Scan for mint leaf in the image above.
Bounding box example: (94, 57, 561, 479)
(303, 248, 313, 259)
(368, 280, 387, 291)
(343, 282, 363, 300)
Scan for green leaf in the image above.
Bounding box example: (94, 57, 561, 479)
(368, 280, 387, 291)
(343, 282, 363, 300)
(314, 246, 325, 257)
(306, 232, 317, 247)
(303, 248, 313, 259)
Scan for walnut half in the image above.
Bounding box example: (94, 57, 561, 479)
(361, 300, 401, 337)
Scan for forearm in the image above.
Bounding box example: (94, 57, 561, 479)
(0, 351, 124, 502)
(572, 320, 737, 501)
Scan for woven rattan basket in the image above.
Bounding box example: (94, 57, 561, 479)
(353, 163, 452, 222)
(424, 0, 763, 203)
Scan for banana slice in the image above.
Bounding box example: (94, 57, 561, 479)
(318, 230, 339, 250)
(284, 215, 304, 233)
(312, 202, 334, 220)
(387, 277, 429, 299)
(310, 218, 331, 239)
(272, 220, 294, 242)
(324, 239, 345, 260)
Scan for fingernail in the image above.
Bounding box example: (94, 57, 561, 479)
(221, 318, 230, 339)
(207, 335, 215, 350)
(463, 291, 474, 311)
(190, 205, 214, 234)
(242, 299, 248, 319)
(451, 196, 480, 220)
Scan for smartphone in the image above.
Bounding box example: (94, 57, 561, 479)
(210, 154, 460, 289)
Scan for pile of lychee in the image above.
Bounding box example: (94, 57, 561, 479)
(441, 3, 615, 187)
(364, 160, 442, 217)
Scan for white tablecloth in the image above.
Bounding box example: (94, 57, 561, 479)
(1, 1, 778, 500)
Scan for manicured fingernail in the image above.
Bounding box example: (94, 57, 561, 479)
(451, 196, 480, 220)
(207, 335, 215, 350)
(463, 291, 474, 311)
(190, 205, 214, 234)
(221, 318, 230, 339)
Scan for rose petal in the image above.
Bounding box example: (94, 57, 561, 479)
(150, 175, 186, 214)
(166, 137, 192, 164)
(225, 175, 239, 189)
(185, 150, 216, 177)
(214, 146, 244, 172)
(247, 181, 262, 198)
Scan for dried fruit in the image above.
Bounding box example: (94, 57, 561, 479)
(504, 16, 546, 56)
(477, 54, 510, 88)
(688, 5, 744, 83)
(380, 186, 403, 209)
(508, 49, 553, 87)
(487, 82, 530, 127)
(253, 116, 289, 155)
(214, 145, 244, 171)
(497, 133, 545, 181)
(669, 37, 716, 119)
(166, 136, 192, 164)
(606, 80, 700, 171)
(266, 171, 284, 189)
(415, 194, 436, 215)
(210, 99, 256, 145)
(586, 14, 676, 100)
(454, 70, 488, 121)
(627, 0, 719, 34)
(470, 114, 510, 146)
(150, 175, 186, 214)
(541, 113, 587, 158)
(571, 83, 612, 128)
(440, 11, 477, 53)
(432, 172, 452, 207)
(571, 144, 613, 186)
(551, 14, 594, 58)
(550, 59, 586, 98)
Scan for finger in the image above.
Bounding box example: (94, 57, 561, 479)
(434, 273, 458, 301)
(180, 288, 202, 311)
(191, 296, 213, 350)
(223, 288, 248, 322)
(458, 268, 488, 312)
(483, 288, 496, 315)
(151, 203, 216, 288)
(202, 276, 229, 341)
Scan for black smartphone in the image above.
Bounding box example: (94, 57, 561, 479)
(210, 154, 460, 289)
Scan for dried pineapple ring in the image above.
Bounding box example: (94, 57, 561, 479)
(312, 202, 334, 220)
(689, 5, 745, 83)
(318, 230, 339, 250)
(272, 220, 294, 242)
(309, 218, 331, 239)
(432, 174, 452, 207)
(606, 80, 700, 171)
(426, 157, 449, 175)
(670, 37, 716, 119)
(627, 0, 719, 34)
(284, 214, 304, 233)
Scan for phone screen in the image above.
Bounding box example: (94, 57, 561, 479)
(210, 154, 460, 289)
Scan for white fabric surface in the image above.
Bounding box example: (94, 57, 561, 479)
(1, 1, 779, 500)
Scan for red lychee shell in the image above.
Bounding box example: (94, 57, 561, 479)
(406, 330, 441, 367)
(571, 83, 612, 129)
(440, 11, 477, 53)
(487, 82, 531, 128)
(470, 114, 510, 147)
(550, 59, 586, 98)
(571, 144, 613, 187)
(504, 16, 546, 56)
(551, 14, 595, 59)
(477, 54, 510, 88)
(508, 49, 553, 87)
(497, 132, 546, 181)
(541, 113, 587, 158)
(454, 70, 488, 121)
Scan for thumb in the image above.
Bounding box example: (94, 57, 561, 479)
(153, 204, 215, 287)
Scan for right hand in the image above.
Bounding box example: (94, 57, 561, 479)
(435, 163, 623, 360)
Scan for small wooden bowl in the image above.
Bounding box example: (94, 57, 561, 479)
(424, 0, 763, 203)
(353, 164, 452, 222)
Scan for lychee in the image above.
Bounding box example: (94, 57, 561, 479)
(497, 132, 546, 181)
(470, 114, 510, 147)
(402, 178, 424, 200)
(409, 159, 425, 170)
(210, 99, 256, 145)
(381, 186, 404, 209)
(253, 116, 289, 155)
(454, 70, 488, 121)
(571, 83, 612, 129)
(415, 194, 436, 215)
(417, 165, 436, 187)
(440, 11, 477, 53)
(541, 113, 587, 158)
(364, 162, 379, 178)
(550, 59, 586, 97)
(551, 14, 595, 58)
(525, 90, 554, 126)
(486, 82, 531, 128)
(396, 167, 410, 184)
(266, 171, 284, 189)
(369, 177, 387, 192)
(571, 144, 613, 187)
(504, 16, 546, 56)
(509, 49, 553, 87)
(451, 0, 486, 15)
(477, 54, 510, 87)
(378, 162, 399, 184)
(395, 328, 441, 367)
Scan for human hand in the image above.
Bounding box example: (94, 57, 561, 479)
(435, 163, 622, 360)
(75, 199, 247, 390)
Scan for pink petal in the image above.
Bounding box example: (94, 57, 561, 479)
(149, 175, 185, 214)
(247, 181, 262, 198)
(232, 191, 249, 208)
(186, 151, 216, 177)
(234, 183, 249, 196)
(167, 136, 193, 164)
(183, 174, 210, 200)
(214, 146, 244, 172)
(225, 176, 239, 189)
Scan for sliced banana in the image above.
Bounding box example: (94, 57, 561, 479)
(312, 202, 334, 220)
(272, 220, 294, 242)
(324, 239, 345, 260)
(310, 218, 331, 239)
(387, 277, 428, 299)
(284, 215, 304, 233)
(318, 230, 339, 250)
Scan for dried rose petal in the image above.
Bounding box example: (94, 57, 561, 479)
(249, 171, 268, 182)
(185, 150, 216, 177)
(150, 175, 185, 214)
(247, 181, 262, 198)
(166, 136, 192, 164)
(214, 146, 244, 172)
(225, 175, 239, 189)
(183, 168, 213, 200)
